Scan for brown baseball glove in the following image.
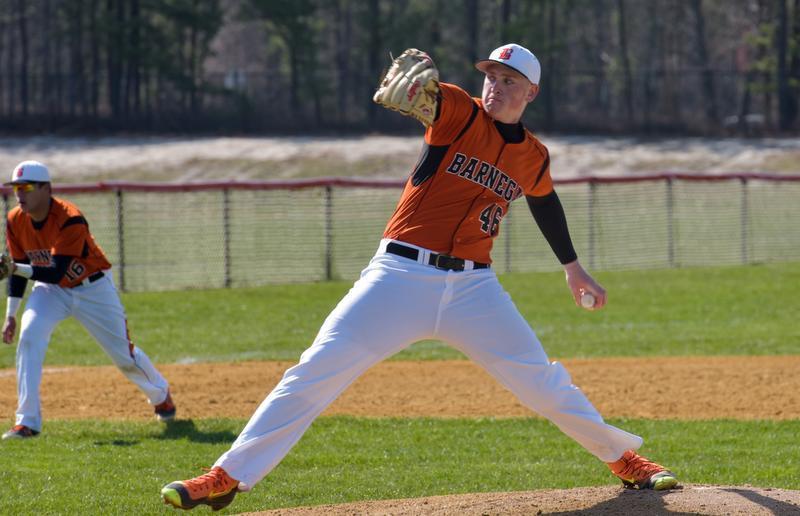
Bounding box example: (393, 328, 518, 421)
(0, 254, 11, 281)
(373, 48, 440, 127)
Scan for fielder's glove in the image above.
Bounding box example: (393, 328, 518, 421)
(373, 48, 440, 127)
(0, 254, 11, 281)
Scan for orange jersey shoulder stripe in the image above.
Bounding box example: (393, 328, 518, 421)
(6, 197, 111, 287)
(383, 82, 552, 263)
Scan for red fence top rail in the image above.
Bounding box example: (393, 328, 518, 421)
(555, 172, 800, 185)
(0, 173, 798, 194)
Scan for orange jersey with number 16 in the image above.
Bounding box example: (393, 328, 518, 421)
(6, 197, 111, 288)
(384, 82, 553, 264)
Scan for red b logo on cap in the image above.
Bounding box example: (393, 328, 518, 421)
(499, 47, 513, 60)
(15, 167, 23, 177)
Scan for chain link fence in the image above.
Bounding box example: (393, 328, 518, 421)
(2, 174, 798, 292)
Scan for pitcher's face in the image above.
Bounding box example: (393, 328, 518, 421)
(481, 63, 539, 124)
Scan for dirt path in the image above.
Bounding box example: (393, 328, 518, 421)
(2, 356, 798, 420)
(2, 135, 799, 183)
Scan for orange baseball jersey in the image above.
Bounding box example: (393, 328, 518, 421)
(383, 82, 553, 264)
(6, 197, 111, 288)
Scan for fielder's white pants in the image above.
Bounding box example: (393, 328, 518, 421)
(216, 240, 642, 488)
(13, 273, 170, 432)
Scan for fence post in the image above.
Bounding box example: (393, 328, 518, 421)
(223, 188, 231, 287)
(588, 180, 597, 270)
(325, 185, 333, 281)
(666, 177, 675, 267)
(740, 177, 749, 264)
(116, 189, 126, 292)
(2, 194, 7, 250)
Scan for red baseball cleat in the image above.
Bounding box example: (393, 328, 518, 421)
(2, 424, 40, 440)
(154, 391, 177, 422)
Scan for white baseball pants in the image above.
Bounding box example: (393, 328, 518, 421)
(216, 239, 642, 488)
(13, 273, 170, 432)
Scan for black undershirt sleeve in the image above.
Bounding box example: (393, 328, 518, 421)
(526, 191, 578, 265)
(7, 255, 73, 292)
(8, 270, 28, 298)
(30, 255, 72, 284)
(7, 255, 74, 297)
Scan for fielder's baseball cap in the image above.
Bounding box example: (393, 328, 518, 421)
(6, 160, 51, 185)
(475, 43, 541, 85)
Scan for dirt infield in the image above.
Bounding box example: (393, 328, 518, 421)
(2, 356, 799, 421)
(3, 356, 799, 515)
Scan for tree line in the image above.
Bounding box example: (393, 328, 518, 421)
(1, 0, 798, 135)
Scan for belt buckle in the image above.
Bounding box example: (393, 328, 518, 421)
(433, 254, 464, 271)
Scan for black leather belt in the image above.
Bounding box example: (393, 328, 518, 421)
(78, 271, 104, 286)
(386, 242, 490, 272)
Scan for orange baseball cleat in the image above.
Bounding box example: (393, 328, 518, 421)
(161, 466, 239, 511)
(607, 450, 678, 490)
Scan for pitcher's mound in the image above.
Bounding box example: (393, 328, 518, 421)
(250, 484, 800, 515)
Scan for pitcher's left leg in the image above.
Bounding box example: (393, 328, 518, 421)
(437, 272, 641, 463)
(73, 277, 169, 406)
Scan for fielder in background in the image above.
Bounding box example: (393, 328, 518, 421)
(161, 44, 678, 511)
(0, 161, 176, 440)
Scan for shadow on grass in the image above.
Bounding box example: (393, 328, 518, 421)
(155, 419, 238, 444)
(93, 439, 139, 446)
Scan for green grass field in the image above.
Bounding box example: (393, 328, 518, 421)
(1, 418, 798, 514)
(1, 263, 798, 514)
(1, 261, 796, 368)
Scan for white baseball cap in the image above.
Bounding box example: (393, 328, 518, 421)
(7, 160, 51, 184)
(475, 43, 541, 85)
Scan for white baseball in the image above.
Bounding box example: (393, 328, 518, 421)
(580, 292, 596, 309)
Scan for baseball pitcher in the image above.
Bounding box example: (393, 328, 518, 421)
(161, 44, 678, 511)
(1, 161, 176, 439)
